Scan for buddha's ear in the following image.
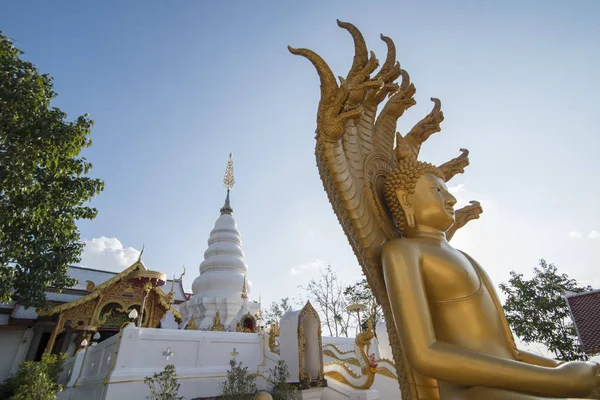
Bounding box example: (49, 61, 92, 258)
(396, 188, 415, 228)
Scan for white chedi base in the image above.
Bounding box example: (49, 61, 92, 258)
(180, 296, 260, 330)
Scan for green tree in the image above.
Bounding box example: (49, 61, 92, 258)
(264, 297, 294, 325)
(344, 276, 383, 333)
(219, 358, 257, 399)
(299, 264, 351, 337)
(0, 352, 67, 400)
(499, 259, 592, 361)
(0, 31, 104, 308)
(13, 362, 60, 400)
(267, 360, 297, 400)
(144, 364, 183, 400)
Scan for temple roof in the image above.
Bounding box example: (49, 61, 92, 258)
(42, 261, 147, 315)
(67, 265, 187, 302)
(0, 264, 188, 322)
(565, 289, 600, 355)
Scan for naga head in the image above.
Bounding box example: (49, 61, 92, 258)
(384, 99, 468, 236)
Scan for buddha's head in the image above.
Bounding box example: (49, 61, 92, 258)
(384, 159, 457, 236)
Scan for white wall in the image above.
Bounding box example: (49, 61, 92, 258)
(0, 329, 26, 382)
(60, 326, 280, 400)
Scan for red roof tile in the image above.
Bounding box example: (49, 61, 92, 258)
(565, 290, 600, 355)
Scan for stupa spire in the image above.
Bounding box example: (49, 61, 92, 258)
(241, 274, 248, 299)
(220, 153, 235, 215)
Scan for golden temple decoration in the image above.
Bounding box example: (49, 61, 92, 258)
(241, 275, 248, 299)
(291, 20, 599, 400)
(137, 244, 144, 262)
(445, 200, 483, 241)
(237, 311, 257, 333)
(323, 317, 396, 389)
(129, 269, 167, 283)
(211, 311, 225, 331)
(186, 315, 198, 331)
(41, 261, 181, 354)
(223, 153, 235, 190)
(85, 280, 96, 292)
(268, 322, 280, 354)
(297, 301, 324, 383)
(221, 154, 235, 215)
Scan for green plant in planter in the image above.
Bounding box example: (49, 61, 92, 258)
(219, 358, 257, 399)
(267, 361, 297, 400)
(144, 364, 183, 400)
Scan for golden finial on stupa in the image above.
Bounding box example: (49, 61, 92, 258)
(241, 274, 248, 299)
(223, 153, 235, 190)
(220, 153, 235, 215)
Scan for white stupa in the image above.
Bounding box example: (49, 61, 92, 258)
(180, 155, 261, 331)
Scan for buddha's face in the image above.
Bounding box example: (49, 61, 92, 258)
(396, 173, 457, 234)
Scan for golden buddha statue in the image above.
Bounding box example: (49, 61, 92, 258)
(289, 20, 599, 399)
(211, 310, 224, 331)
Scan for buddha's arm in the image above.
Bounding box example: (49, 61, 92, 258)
(519, 350, 561, 368)
(461, 252, 562, 369)
(462, 254, 562, 369)
(381, 241, 595, 398)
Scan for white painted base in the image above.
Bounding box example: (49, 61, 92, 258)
(323, 379, 382, 400)
(300, 387, 325, 400)
(349, 390, 380, 400)
(58, 325, 279, 400)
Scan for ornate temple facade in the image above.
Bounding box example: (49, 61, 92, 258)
(0, 264, 187, 383)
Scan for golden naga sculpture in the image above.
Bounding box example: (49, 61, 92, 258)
(324, 318, 397, 389)
(268, 322, 280, 354)
(289, 20, 599, 400)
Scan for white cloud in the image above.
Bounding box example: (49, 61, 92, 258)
(588, 230, 600, 239)
(290, 259, 325, 276)
(447, 183, 473, 209)
(79, 237, 141, 272)
(568, 231, 583, 239)
(448, 183, 467, 194)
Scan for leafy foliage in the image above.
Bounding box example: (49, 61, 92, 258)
(219, 358, 257, 399)
(0, 352, 66, 400)
(267, 360, 296, 400)
(343, 277, 383, 332)
(299, 266, 382, 337)
(264, 297, 293, 325)
(0, 31, 104, 308)
(499, 259, 592, 361)
(299, 264, 352, 337)
(144, 364, 183, 400)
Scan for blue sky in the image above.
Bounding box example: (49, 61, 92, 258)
(2, 1, 599, 311)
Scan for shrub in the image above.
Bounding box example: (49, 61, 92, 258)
(13, 362, 60, 400)
(0, 353, 66, 400)
(144, 364, 183, 400)
(267, 361, 296, 400)
(219, 358, 257, 399)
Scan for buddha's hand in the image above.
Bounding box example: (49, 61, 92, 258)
(554, 361, 599, 396)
